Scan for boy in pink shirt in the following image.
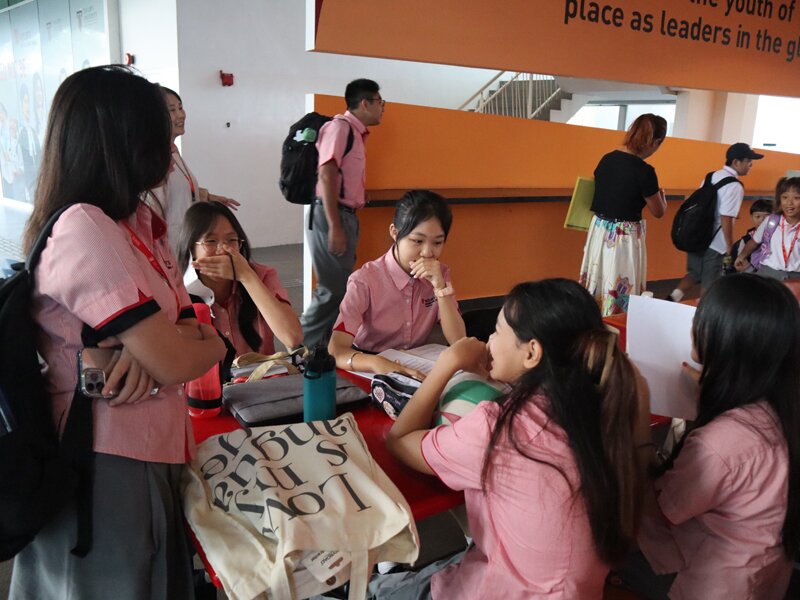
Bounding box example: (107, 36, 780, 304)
(300, 78, 384, 350)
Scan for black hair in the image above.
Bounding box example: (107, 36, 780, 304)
(160, 86, 181, 104)
(392, 190, 453, 241)
(773, 177, 800, 216)
(176, 201, 262, 352)
(482, 279, 642, 564)
(24, 65, 171, 252)
(750, 199, 772, 214)
(661, 274, 800, 558)
(344, 79, 380, 111)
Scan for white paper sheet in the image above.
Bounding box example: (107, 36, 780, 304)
(626, 296, 700, 420)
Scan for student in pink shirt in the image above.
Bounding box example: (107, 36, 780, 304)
(10, 66, 226, 600)
(176, 201, 303, 356)
(624, 274, 800, 600)
(379, 279, 651, 599)
(329, 190, 466, 378)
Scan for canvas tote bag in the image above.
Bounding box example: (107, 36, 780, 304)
(182, 413, 419, 599)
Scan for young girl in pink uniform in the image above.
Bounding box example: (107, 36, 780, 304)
(329, 190, 466, 378)
(177, 201, 303, 356)
(629, 274, 800, 600)
(11, 66, 226, 599)
(379, 279, 650, 599)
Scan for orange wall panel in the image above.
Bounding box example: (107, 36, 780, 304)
(316, 0, 800, 98)
(314, 96, 796, 300)
(315, 96, 796, 194)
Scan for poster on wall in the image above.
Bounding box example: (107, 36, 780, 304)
(0, 11, 21, 202)
(9, 0, 41, 204)
(0, 0, 111, 204)
(69, 1, 106, 71)
(39, 0, 72, 118)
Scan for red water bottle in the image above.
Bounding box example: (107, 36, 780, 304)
(186, 302, 221, 418)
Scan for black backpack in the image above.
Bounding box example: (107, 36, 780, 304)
(0, 206, 94, 561)
(278, 111, 354, 206)
(671, 172, 743, 253)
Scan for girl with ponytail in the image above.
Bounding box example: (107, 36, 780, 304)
(382, 278, 650, 599)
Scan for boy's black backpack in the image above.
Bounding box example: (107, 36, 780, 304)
(278, 111, 353, 208)
(0, 206, 94, 561)
(671, 172, 743, 253)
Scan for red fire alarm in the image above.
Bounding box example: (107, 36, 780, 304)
(219, 70, 234, 87)
(124, 52, 135, 66)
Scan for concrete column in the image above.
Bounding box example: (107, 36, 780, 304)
(674, 89, 758, 145)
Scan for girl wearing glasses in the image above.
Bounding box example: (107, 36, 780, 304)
(177, 201, 303, 356)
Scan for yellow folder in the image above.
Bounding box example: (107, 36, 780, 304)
(563, 177, 595, 231)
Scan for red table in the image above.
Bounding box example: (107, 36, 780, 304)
(190, 404, 465, 522)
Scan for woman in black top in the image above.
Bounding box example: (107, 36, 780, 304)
(579, 114, 667, 316)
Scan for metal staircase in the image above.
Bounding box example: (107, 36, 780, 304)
(459, 72, 571, 121)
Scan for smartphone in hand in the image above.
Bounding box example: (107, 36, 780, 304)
(78, 348, 122, 399)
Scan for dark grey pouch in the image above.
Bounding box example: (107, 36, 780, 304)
(222, 373, 369, 427)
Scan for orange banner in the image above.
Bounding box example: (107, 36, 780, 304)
(315, 0, 800, 97)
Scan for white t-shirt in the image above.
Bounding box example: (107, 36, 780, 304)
(148, 148, 199, 258)
(707, 166, 744, 255)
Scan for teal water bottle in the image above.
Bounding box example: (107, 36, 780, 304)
(303, 345, 336, 422)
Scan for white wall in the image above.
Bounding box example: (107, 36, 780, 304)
(118, 0, 179, 90)
(121, 0, 493, 247)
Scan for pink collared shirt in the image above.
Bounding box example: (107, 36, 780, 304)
(33, 202, 196, 464)
(422, 399, 607, 599)
(315, 111, 368, 209)
(210, 262, 292, 356)
(333, 248, 452, 352)
(638, 401, 791, 599)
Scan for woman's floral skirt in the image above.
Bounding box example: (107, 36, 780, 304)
(579, 215, 647, 316)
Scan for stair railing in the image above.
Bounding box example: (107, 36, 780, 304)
(460, 72, 561, 120)
(457, 71, 506, 112)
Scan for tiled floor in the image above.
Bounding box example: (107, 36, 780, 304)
(251, 243, 304, 315)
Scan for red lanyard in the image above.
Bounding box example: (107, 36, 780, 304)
(121, 221, 181, 318)
(781, 216, 800, 268)
(173, 152, 196, 202)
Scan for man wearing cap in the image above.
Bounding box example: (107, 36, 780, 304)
(668, 142, 764, 300)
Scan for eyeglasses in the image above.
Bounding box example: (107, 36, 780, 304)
(366, 97, 385, 107)
(195, 238, 243, 251)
